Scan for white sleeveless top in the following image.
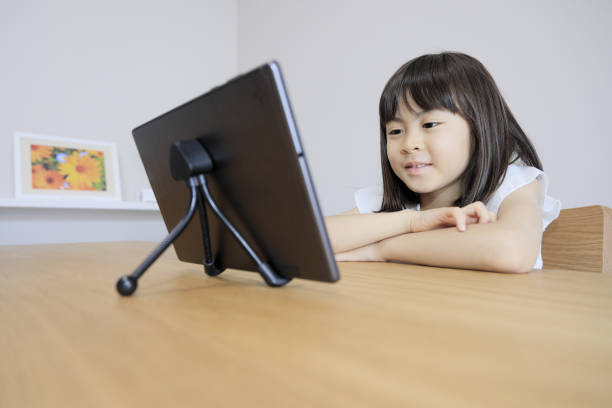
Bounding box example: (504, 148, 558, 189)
(354, 163, 562, 269)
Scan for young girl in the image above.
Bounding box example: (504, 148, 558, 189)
(325, 52, 561, 273)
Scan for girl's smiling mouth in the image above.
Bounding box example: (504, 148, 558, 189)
(405, 161, 432, 175)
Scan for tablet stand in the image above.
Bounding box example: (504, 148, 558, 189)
(116, 139, 292, 296)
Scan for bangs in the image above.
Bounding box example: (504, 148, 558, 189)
(379, 54, 463, 128)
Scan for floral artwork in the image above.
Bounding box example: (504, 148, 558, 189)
(15, 132, 121, 200)
(30, 145, 107, 191)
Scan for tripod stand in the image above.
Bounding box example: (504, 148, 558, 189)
(116, 139, 291, 296)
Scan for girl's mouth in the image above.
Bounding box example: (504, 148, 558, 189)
(405, 163, 432, 175)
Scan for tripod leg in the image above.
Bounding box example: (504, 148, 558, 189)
(116, 178, 200, 296)
(197, 174, 291, 287)
(196, 182, 225, 276)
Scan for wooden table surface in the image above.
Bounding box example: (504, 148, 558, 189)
(1, 242, 611, 407)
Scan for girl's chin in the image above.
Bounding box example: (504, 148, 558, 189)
(410, 189, 435, 195)
(403, 183, 437, 194)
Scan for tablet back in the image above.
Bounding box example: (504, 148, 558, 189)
(133, 62, 339, 283)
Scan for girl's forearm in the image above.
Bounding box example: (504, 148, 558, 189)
(324, 210, 414, 253)
(379, 221, 539, 273)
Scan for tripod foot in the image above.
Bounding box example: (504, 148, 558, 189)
(204, 259, 225, 277)
(259, 262, 292, 287)
(116, 275, 138, 296)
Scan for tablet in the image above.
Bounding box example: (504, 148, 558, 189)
(133, 62, 339, 283)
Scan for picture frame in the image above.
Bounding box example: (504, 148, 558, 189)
(14, 132, 121, 201)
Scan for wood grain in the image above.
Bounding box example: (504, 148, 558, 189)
(1, 242, 611, 407)
(542, 205, 612, 273)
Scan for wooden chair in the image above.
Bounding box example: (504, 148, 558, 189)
(542, 206, 612, 273)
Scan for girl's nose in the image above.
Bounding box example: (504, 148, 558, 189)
(401, 133, 424, 153)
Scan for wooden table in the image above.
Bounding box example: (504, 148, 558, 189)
(2, 242, 611, 407)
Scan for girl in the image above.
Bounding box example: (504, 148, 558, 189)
(325, 52, 561, 273)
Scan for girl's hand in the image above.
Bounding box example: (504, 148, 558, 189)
(335, 242, 385, 262)
(410, 201, 497, 233)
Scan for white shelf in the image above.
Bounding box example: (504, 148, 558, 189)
(0, 198, 159, 211)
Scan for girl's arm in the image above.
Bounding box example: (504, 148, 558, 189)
(324, 209, 414, 253)
(337, 180, 543, 273)
(325, 202, 496, 253)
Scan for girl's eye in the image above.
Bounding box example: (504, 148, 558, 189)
(387, 129, 402, 136)
(423, 122, 440, 129)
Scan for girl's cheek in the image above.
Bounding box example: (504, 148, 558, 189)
(389, 160, 403, 177)
(387, 152, 400, 169)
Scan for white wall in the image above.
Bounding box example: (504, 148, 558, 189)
(0, 207, 164, 245)
(1, 0, 237, 202)
(0, 0, 238, 244)
(237, 0, 612, 215)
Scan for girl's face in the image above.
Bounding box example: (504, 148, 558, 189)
(385, 95, 472, 208)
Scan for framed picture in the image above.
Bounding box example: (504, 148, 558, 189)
(14, 132, 121, 200)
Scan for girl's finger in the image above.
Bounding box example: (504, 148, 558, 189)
(476, 203, 490, 223)
(466, 202, 489, 224)
(466, 216, 479, 224)
(453, 207, 467, 232)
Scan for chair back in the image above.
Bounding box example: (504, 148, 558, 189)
(542, 205, 612, 273)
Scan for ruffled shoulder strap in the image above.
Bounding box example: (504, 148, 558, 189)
(486, 163, 562, 231)
(354, 185, 383, 213)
